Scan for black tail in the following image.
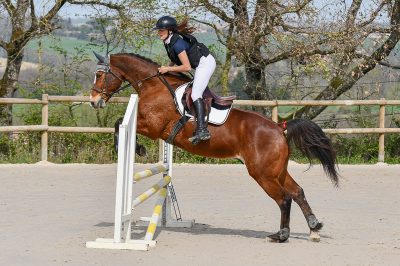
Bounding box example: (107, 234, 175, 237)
(286, 119, 339, 186)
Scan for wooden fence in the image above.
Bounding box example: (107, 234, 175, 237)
(0, 94, 399, 162)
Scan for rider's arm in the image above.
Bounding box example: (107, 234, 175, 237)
(171, 51, 191, 72)
(159, 51, 191, 73)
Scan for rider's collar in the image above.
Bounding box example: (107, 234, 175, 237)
(164, 32, 173, 44)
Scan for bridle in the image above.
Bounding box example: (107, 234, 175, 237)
(92, 60, 193, 104)
(92, 63, 125, 100)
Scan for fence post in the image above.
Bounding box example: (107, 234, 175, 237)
(272, 104, 278, 122)
(378, 99, 385, 163)
(41, 94, 49, 161)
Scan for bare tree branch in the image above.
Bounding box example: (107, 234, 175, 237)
(275, 17, 315, 34)
(358, 0, 388, 28)
(264, 46, 335, 66)
(39, 0, 68, 26)
(345, 0, 362, 28)
(29, 0, 38, 29)
(1, 0, 15, 16)
(192, 17, 227, 45)
(379, 61, 400, 69)
(272, 0, 313, 16)
(197, 0, 233, 23)
(67, 0, 124, 11)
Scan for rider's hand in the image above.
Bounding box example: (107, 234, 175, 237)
(158, 66, 170, 74)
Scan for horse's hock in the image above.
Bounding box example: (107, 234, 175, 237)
(86, 95, 194, 251)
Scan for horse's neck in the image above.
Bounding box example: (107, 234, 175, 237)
(113, 55, 183, 109)
(112, 55, 154, 87)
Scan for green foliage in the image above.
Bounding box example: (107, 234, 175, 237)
(332, 135, 379, 164)
(49, 133, 116, 163)
(0, 133, 41, 163)
(289, 134, 400, 164)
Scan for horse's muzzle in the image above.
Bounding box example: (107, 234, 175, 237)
(89, 96, 106, 108)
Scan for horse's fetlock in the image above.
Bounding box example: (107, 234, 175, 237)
(307, 214, 320, 229)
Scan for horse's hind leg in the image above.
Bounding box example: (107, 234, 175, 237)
(283, 171, 323, 241)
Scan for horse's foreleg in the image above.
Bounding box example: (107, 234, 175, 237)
(283, 171, 322, 242)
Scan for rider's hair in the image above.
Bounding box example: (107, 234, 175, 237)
(176, 17, 196, 35)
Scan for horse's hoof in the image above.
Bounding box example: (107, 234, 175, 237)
(267, 228, 290, 243)
(312, 222, 323, 231)
(310, 230, 320, 242)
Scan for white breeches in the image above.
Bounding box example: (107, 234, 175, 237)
(191, 54, 216, 101)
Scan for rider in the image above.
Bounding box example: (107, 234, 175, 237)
(153, 15, 216, 144)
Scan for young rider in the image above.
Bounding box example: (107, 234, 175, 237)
(153, 15, 216, 144)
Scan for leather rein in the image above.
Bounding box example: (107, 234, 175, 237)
(92, 62, 193, 113)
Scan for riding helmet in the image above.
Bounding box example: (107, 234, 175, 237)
(153, 16, 177, 30)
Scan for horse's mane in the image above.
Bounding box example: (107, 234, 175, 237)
(115, 53, 192, 82)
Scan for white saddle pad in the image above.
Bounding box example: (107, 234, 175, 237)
(175, 83, 233, 126)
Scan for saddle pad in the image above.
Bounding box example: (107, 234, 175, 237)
(175, 83, 233, 126)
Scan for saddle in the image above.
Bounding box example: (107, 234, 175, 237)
(182, 84, 236, 116)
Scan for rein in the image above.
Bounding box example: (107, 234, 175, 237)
(93, 62, 191, 103)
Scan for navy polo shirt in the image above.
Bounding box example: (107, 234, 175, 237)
(173, 38, 190, 55)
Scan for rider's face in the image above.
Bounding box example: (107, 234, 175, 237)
(158, 29, 169, 41)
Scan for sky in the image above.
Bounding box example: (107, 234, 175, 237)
(33, 1, 100, 18)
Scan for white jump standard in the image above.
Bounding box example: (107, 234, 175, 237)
(86, 94, 194, 251)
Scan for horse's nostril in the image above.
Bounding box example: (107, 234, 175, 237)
(90, 101, 95, 107)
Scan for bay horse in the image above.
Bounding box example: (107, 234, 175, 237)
(89, 52, 339, 242)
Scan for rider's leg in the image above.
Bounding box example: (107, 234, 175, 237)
(189, 55, 216, 144)
(189, 98, 210, 142)
(191, 54, 216, 101)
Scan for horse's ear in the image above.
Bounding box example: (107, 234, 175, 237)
(93, 51, 105, 63)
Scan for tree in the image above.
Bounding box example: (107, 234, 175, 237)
(181, 0, 400, 119)
(0, 0, 128, 125)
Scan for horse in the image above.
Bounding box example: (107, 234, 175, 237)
(89, 52, 339, 243)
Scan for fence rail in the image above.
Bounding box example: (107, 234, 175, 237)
(0, 95, 399, 162)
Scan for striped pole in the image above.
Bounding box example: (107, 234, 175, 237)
(132, 175, 171, 208)
(144, 188, 167, 241)
(133, 164, 168, 182)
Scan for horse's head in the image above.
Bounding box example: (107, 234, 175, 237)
(90, 52, 125, 108)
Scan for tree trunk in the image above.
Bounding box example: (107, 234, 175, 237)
(0, 50, 24, 125)
(244, 61, 270, 115)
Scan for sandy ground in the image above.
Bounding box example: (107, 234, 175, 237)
(0, 162, 399, 266)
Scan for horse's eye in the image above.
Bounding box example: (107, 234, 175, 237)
(96, 73, 102, 78)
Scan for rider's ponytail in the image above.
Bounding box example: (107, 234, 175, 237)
(176, 17, 196, 35)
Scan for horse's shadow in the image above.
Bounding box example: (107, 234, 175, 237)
(94, 221, 332, 241)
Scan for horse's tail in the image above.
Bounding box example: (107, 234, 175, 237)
(283, 119, 339, 186)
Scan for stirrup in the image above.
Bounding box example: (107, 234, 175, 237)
(188, 130, 210, 145)
(188, 135, 201, 145)
(199, 131, 210, 140)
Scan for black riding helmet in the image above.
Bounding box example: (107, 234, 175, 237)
(153, 16, 177, 31)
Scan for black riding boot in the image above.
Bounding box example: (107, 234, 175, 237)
(189, 98, 211, 144)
